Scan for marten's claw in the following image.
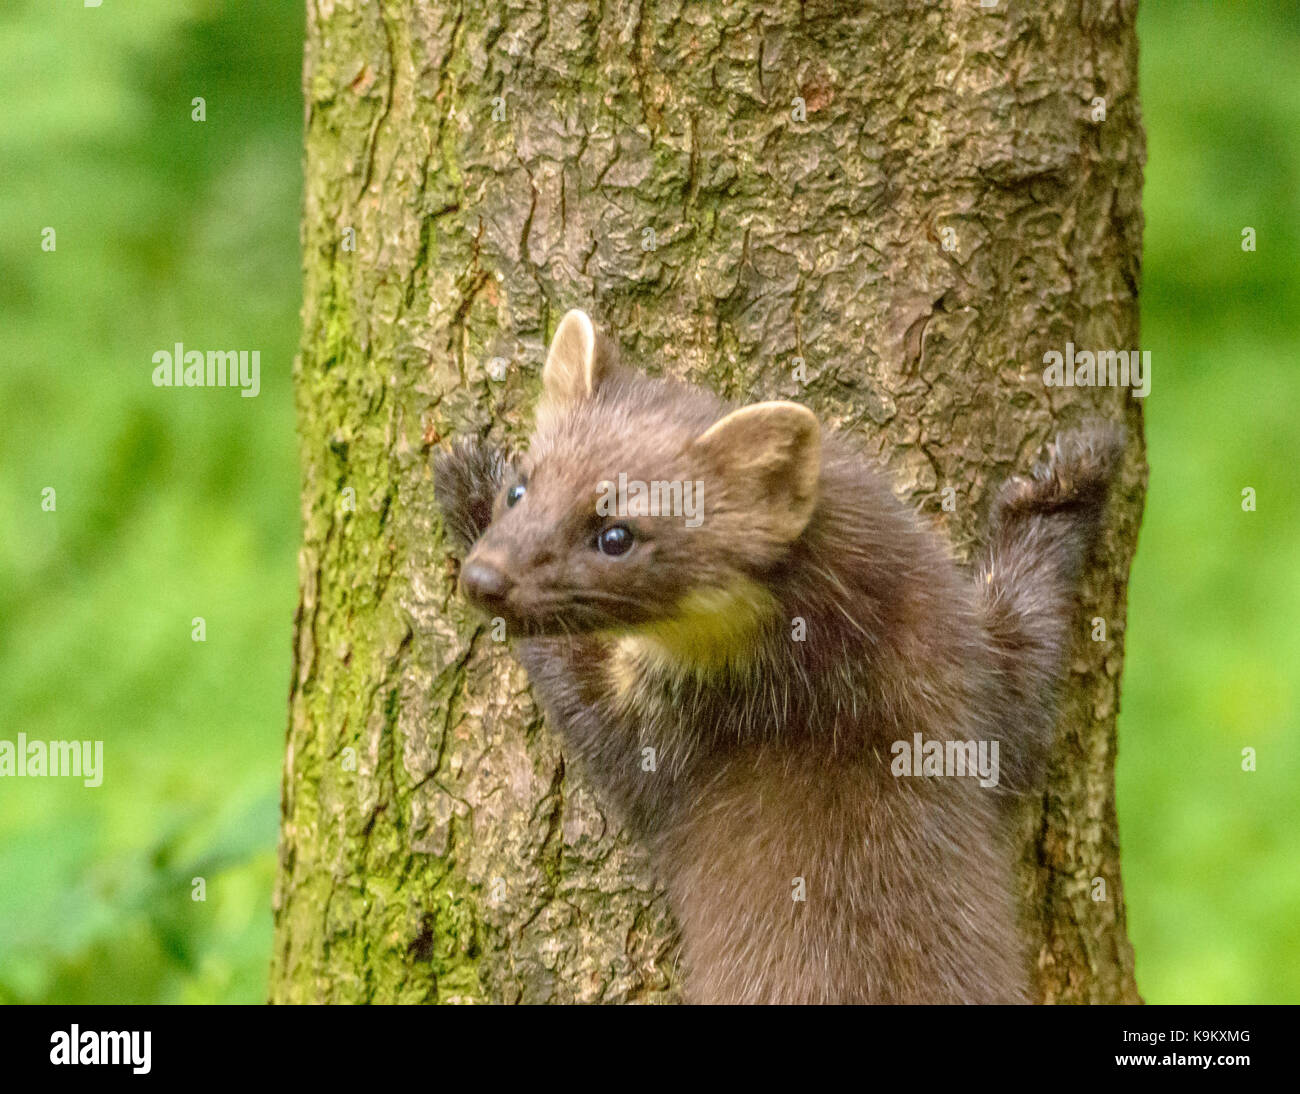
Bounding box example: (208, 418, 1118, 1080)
(433, 436, 509, 555)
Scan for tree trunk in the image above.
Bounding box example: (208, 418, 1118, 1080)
(271, 0, 1145, 1004)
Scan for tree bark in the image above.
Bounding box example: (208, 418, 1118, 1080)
(271, 0, 1145, 1003)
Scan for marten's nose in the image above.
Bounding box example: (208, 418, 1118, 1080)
(461, 558, 512, 605)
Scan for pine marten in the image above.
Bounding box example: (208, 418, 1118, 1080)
(434, 310, 1125, 1004)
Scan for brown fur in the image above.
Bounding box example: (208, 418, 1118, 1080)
(434, 311, 1125, 1004)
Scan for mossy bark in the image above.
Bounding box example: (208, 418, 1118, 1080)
(271, 0, 1145, 1003)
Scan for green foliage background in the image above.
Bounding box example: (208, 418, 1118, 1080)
(0, 1, 1295, 1003)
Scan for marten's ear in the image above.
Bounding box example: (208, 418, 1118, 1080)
(690, 402, 821, 542)
(541, 310, 609, 406)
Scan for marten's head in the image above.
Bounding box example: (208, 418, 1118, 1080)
(461, 311, 821, 650)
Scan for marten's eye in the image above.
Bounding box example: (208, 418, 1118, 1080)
(596, 524, 635, 557)
(506, 482, 526, 508)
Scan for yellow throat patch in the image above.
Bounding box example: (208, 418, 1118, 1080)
(608, 579, 778, 693)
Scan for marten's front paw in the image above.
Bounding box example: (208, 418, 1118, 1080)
(433, 437, 509, 555)
(993, 422, 1126, 523)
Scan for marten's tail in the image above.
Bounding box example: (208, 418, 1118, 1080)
(977, 423, 1127, 793)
